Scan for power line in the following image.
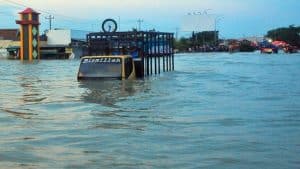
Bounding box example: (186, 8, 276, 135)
(2, 0, 28, 9)
(2, 0, 95, 23)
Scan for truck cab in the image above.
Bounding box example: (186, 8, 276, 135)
(77, 55, 136, 80)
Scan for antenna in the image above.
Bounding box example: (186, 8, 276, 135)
(45, 15, 54, 30)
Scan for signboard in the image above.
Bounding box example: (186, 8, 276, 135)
(181, 14, 216, 32)
(82, 57, 121, 64)
(46, 29, 71, 45)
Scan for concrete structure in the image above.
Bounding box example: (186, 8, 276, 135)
(39, 29, 73, 59)
(16, 8, 40, 61)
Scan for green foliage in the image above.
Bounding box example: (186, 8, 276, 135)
(174, 31, 218, 51)
(266, 25, 300, 47)
(174, 37, 191, 51)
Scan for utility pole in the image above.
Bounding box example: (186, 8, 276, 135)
(214, 18, 217, 46)
(118, 16, 121, 31)
(137, 19, 143, 31)
(45, 15, 54, 30)
(175, 27, 179, 40)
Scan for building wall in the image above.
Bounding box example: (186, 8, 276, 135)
(46, 29, 71, 46)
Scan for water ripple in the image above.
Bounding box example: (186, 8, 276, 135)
(0, 54, 300, 168)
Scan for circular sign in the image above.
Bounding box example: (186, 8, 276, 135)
(102, 19, 118, 33)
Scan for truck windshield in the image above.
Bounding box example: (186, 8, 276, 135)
(79, 57, 122, 78)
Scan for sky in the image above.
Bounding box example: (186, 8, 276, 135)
(0, 0, 299, 38)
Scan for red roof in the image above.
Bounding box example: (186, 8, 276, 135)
(19, 8, 40, 14)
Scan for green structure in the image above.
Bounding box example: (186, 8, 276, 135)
(16, 8, 40, 61)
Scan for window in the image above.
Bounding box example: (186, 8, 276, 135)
(79, 57, 122, 78)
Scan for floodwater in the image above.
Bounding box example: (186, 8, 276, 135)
(0, 53, 299, 169)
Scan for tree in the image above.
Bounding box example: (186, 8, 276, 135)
(174, 37, 191, 51)
(174, 31, 219, 52)
(266, 25, 300, 47)
(195, 31, 218, 46)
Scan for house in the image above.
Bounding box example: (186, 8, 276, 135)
(0, 29, 19, 41)
(0, 29, 20, 59)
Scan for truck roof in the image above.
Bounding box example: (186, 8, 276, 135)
(81, 55, 132, 59)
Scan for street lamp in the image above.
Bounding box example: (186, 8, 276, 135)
(214, 16, 223, 46)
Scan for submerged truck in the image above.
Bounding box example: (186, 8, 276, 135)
(77, 20, 174, 80)
(77, 55, 136, 80)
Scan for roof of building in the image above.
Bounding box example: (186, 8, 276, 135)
(0, 29, 19, 41)
(19, 8, 40, 14)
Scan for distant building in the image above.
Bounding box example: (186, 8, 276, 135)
(1, 28, 88, 59)
(238, 36, 264, 43)
(0, 29, 19, 59)
(0, 29, 19, 41)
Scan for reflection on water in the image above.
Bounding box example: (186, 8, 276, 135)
(0, 54, 300, 168)
(19, 76, 47, 104)
(78, 79, 154, 131)
(79, 79, 151, 107)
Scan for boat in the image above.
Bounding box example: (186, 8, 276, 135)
(260, 47, 277, 54)
(259, 40, 278, 54)
(283, 45, 298, 53)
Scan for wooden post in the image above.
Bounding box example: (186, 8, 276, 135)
(158, 35, 160, 74)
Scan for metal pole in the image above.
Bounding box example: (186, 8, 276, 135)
(137, 19, 143, 31)
(163, 34, 166, 72)
(172, 34, 175, 70)
(118, 16, 121, 31)
(154, 34, 157, 74)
